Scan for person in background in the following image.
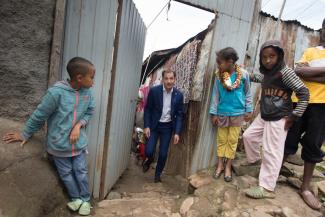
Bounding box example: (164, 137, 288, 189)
(284, 18, 325, 210)
(209, 47, 253, 182)
(142, 69, 184, 183)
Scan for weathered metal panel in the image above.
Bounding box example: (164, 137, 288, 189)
(175, 0, 252, 21)
(61, 0, 118, 198)
(102, 0, 146, 196)
(245, 11, 320, 107)
(190, 0, 257, 174)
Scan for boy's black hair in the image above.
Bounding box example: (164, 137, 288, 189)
(216, 47, 239, 63)
(323, 18, 325, 28)
(162, 68, 176, 78)
(67, 57, 93, 79)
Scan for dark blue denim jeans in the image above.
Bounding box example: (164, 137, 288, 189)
(52, 150, 90, 201)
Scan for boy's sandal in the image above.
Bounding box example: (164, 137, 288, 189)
(299, 190, 322, 210)
(245, 186, 276, 199)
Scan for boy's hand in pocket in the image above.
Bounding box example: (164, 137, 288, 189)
(70, 123, 82, 145)
(3, 132, 28, 147)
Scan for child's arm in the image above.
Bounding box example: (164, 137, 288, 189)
(244, 72, 253, 121)
(250, 73, 264, 83)
(281, 68, 310, 129)
(294, 48, 325, 83)
(209, 79, 219, 125)
(3, 91, 58, 146)
(295, 65, 325, 83)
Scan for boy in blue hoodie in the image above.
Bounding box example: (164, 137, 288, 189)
(3, 57, 96, 216)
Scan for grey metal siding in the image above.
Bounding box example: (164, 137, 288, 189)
(190, 0, 257, 174)
(101, 0, 146, 196)
(61, 0, 119, 198)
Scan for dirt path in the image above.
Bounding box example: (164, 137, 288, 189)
(94, 153, 325, 217)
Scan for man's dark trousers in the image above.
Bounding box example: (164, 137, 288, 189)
(145, 121, 173, 178)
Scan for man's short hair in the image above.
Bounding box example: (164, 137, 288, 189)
(162, 69, 176, 78)
(66, 57, 93, 79)
(323, 18, 325, 28)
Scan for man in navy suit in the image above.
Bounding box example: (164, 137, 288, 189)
(143, 69, 184, 183)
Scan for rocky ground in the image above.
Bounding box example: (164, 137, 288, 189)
(94, 152, 325, 217)
(1, 117, 325, 217)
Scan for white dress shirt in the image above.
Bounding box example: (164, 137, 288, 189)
(159, 86, 173, 123)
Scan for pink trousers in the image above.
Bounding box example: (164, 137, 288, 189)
(243, 114, 287, 191)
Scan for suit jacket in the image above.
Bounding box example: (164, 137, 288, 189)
(144, 84, 184, 135)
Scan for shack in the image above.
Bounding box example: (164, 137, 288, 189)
(139, 2, 320, 178)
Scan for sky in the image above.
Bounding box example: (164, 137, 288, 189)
(133, 0, 325, 59)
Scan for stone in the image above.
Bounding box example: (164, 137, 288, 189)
(277, 175, 287, 183)
(96, 197, 174, 217)
(253, 205, 282, 215)
(168, 213, 181, 217)
(180, 197, 195, 216)
(287, 177, 302, 189)
(237, 175, 258, 188)
(241, 211, 250, 217)
(107, 191, 122, 200)
(281, 207, 300, 217)
(317, 180, 325, 196)
(186, 210, 200, 217)
(232, 159, 260, 178)
(188, 173, 213, 189)
(286, 154, 304, 166)
(248, 210, 273, 217)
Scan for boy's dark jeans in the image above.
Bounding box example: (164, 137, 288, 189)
(52, 150, 90, 201)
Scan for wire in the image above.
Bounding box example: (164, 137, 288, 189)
(147, 0, 171, 29)
(262, 0, 272, 9)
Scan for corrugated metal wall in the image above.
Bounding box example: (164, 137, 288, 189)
(245, 11, 320, 105)
(246, 13, 320, 73)
(61, 0, 145, 198)
(61, 0, 118, 198)
(101, 0, 146, 197)
(190, 0, 257, 174)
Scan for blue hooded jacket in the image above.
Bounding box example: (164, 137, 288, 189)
(21, 80, 95, 156)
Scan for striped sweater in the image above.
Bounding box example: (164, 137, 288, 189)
(252, 66, 309, 121)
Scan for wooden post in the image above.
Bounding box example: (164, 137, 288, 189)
(48, 0, 67, 87)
